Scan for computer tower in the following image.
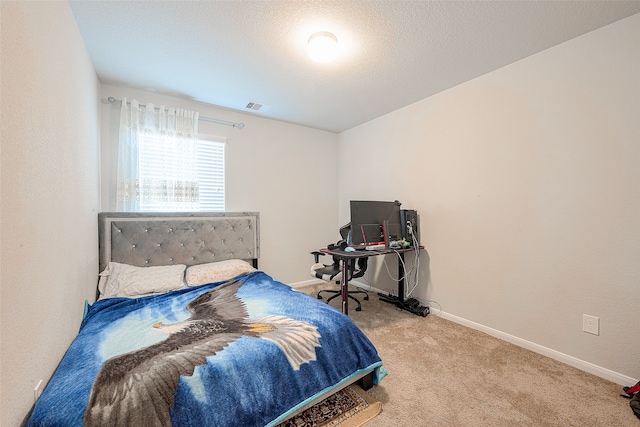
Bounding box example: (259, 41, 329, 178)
(400, 209, 419, 245)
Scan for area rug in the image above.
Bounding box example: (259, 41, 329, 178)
(276, 384, 382, 427)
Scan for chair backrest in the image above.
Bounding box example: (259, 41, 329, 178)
(336, 223, 369, 279)
(335, 255, 368, 280)
(314, 222, 368, 280)
(351, 257, 368, 279)
(339, 223, 351, 242)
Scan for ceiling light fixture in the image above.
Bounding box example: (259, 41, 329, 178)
(307, 31, 338, 63)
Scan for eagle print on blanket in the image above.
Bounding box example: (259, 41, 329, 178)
(84, 278, 321, 427)
(28, 271, 383, 427)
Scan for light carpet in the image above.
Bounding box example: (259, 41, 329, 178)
(298, 283, 638, 426)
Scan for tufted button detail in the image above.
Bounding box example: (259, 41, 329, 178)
(132, 244, 136, 248)
(157, 243, 161, 247)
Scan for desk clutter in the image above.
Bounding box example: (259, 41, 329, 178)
(310, 200, 428, 317)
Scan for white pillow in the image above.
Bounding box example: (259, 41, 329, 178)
(98, 262, 187, 299)
(185, 260, 256, 287)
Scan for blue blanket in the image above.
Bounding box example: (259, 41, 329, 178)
(28, 271, 383, 427)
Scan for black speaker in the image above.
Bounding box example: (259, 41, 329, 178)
(401, 209, 419, 244)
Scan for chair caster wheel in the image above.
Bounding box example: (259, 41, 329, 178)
(356, 307, 362, 311)
(317, 296, 323, 300)
(364, 296, 369, 300)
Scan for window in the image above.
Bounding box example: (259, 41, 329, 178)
(195, 136, 225, 211)
(137, 134, 225, 212)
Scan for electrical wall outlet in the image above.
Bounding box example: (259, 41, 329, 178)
(582, 314, 600, 335)
(34, 379, 43, 403)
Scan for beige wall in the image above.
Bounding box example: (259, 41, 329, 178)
(339, 13, 640, 381)
(99, 85, 339, 284)
(0, 2, 100, 425)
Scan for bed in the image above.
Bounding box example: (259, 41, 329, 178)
(27, 212, 384, 427)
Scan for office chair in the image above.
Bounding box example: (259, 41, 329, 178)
(310, 224, 369, 311)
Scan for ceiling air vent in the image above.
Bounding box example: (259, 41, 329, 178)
(245, 102, 263, 111)
(244, 102, 271, 113)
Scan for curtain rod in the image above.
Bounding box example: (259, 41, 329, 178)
(107, 97, 245, 129)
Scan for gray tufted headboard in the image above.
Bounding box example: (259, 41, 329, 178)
(98, 212, 260, 272)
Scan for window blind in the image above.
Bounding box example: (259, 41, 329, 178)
(138, 134, 225, 212)
(196, 136, 225, 211)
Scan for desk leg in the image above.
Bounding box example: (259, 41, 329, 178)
(378, 251, 429, 317)
(341, 259, 349, 315)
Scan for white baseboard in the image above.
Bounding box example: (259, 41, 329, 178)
(439, 310, 637, 387)
(289, 279, 323, 289)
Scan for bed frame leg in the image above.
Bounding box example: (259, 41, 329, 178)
(357, 372, 374, 390)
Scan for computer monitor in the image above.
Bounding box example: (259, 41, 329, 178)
(349, 200, 402, 246)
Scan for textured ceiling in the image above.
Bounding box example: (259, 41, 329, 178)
(69, 1, 640, 133)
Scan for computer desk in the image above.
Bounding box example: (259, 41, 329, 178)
(318, 245, 427, 316)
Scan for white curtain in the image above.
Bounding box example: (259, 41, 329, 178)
(116, 98, 200, 211)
